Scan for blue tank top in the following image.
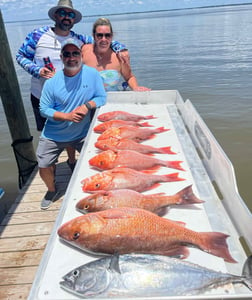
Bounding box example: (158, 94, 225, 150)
(99, 70, 121, 91)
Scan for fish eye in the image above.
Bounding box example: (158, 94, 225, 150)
(95, 183, 100, 188)
(73, 231, 80, 240)
(73, 270, 80, 277)
(84, 204, 89, 210)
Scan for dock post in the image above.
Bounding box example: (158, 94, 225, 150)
(0, 10, 37, 188)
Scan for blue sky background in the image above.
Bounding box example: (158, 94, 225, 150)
(1, 0, 252, 23)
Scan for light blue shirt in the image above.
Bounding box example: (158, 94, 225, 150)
(40, 64, 106, 142)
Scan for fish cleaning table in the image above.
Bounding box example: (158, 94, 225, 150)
(28, 90, 252, 300)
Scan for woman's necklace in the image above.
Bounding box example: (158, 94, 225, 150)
(97, 53, 103, 61)
(96, 54, 106, 67)
(95, 49, 104, 66)
(94, 47, 112, 67)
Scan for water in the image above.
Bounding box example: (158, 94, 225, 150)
(1, 5, 252, 221)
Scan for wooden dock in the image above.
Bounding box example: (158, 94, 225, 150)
(0, 151, 75, 299)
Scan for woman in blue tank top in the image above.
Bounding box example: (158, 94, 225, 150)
(82, 18, 151, 92)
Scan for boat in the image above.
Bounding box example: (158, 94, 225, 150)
(28, 90, 252, 299)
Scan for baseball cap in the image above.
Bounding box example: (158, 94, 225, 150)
(61, 38, 83, 52)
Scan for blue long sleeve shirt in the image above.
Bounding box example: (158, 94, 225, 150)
(40, 64, 106, 142)
(16, 25, 126, 79)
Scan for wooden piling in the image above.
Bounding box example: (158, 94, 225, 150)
(0, 10, 37, 187)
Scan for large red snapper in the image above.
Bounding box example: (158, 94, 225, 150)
(57, 207, 236, 263)
(93, 120, 153, 133)
(95, 137, 176, 154)
(81, 167, 185, 193)
(76, 185, 204, 214)
(97, 126, 169, 142)
(98, 111, 156, 122)
(89, 149, 184, 171)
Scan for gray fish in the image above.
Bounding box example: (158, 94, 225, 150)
(60, 254, 252, 298)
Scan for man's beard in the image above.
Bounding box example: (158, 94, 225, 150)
(57, 19, 74, 31)
(64, 61, 82, 72)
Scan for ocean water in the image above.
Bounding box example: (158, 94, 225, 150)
(1, 4, 252, 221)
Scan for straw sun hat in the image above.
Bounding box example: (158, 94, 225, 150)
(48, 0, 82, 24)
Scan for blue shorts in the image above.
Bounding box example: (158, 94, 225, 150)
(36, 137, 85, 168)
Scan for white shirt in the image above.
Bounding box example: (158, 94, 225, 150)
(31, 28, 79, 98)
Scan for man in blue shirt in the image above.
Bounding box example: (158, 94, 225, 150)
(16, 0, 126, 171)
(37, 38, 106, 209)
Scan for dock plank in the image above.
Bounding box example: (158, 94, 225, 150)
(1, 209, 60, 225)
(0, 235, 50, 252)
(0, 222, 55, 238)
(0, 150, 75, 299)
(0, 284, 31, 300)
(0, 266, 38, 285)
(0, 249, 44, 267)
(8, 201, 62, 213)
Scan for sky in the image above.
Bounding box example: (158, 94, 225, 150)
(1, 0, 252, 23)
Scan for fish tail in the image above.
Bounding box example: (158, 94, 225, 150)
(159, 146, 176, 154)
(144, 115, 156, 120)
(242, 255, 252, 290)
(199, 232, 237, 263)
(155, 126, 170, 133)
(139, 121, 154, 127)
(166, 161, 185, 171)
(176, 185, 204, 205)
(163, 173, 185, 182)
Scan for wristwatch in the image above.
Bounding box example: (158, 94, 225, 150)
(85, 102, 92, 110)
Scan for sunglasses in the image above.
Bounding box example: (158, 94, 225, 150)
(57, 9, 76, 19)
(62, 51, 81, 58)
(95, 33, 112, 39)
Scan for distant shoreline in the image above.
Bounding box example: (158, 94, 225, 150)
(3, 2, 252, 24)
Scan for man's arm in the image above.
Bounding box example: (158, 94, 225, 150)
(16, 26, 50, 79)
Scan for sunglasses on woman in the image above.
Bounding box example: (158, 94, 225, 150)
(57, 9, 76, 19)
(95, 33, 112, 39)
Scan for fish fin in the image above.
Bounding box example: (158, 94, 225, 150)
(156, 126, 170, 133)
(109, 254, 121, 274)
(141, 169, 159, 174)
(173, 220, 186, 227)
(176, 185, 204, 205)
(110, 168, 130, 174)
(166, 161, 185, 171)
(151, 192, 167, 196)
(97, 208, 137, 220)
(155, 206, 170, 216)
(163, 173, 185, 182)
(154, 246, 190, 259)
(138, 121, 154, 127)
(144, 166, 161, 172)
(144, 153, 155, 156)
(136, 135, 156, 142)
(242, 255, 252, 290)
(200, 232, 237, 263)
(159, 146, 176, 154)
(146, 134, 156, 141)
(145, 115, 156, 120)
(88, 214, 109, 227)
(145, 183, 161, 191)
